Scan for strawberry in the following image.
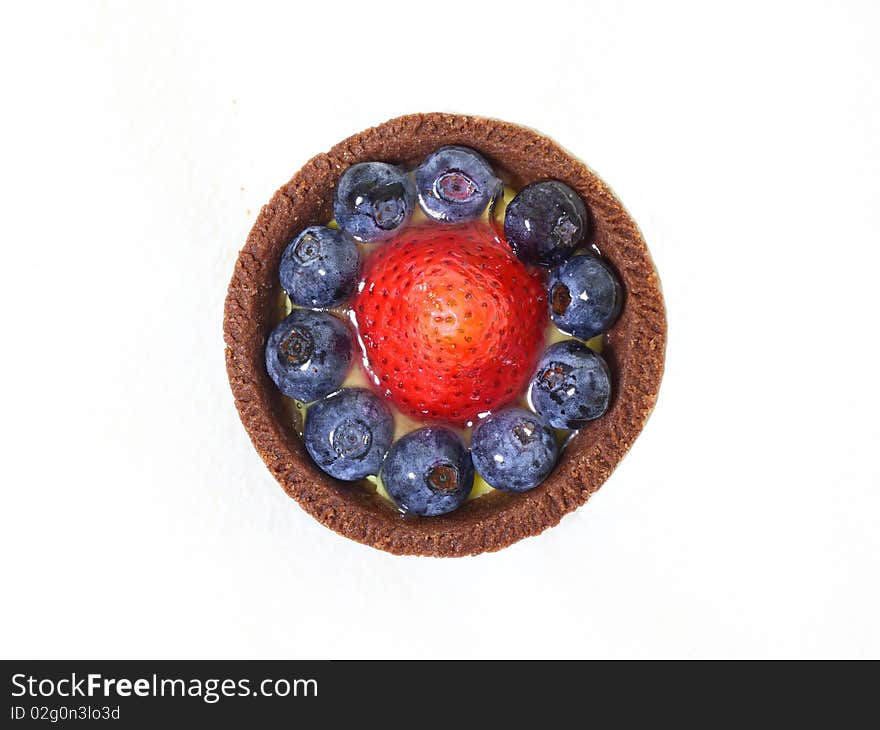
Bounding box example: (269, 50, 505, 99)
(352, 222, 546, 426)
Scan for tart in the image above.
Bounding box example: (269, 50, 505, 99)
(224, 113, 666, 556)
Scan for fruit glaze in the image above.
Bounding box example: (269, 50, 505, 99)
(264, 146, 622, 517)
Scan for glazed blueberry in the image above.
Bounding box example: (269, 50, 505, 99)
(548, 254, 622, 339)
(504, 180, 588, 267)
(380, 428, 474, 516)
(529, 340, 612, 429)
(333, 162, 416, 242)
(471, 408, 558, 493)
(265, 309, 352, 402)
(415, 145, 502, 223)
(280, 226, 359, 308)
(304, 388, 394, 480)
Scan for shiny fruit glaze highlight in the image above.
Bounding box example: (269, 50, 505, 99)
(352, 222, 546, 426)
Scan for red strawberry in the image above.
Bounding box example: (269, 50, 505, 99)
(352, 222, 546, 426)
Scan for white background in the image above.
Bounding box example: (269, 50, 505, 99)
(1, 0, 878, 659)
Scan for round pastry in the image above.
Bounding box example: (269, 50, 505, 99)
(224, 113, 666, 557)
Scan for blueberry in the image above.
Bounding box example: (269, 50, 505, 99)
(333, 162, 416, 242)
(504, 180, 588, 267)
(279, 226, 359, 308)
(380, 428, 474, 516)
(304, 388, 394, 480)
(265, 309, 352, 402)
(471, 408, 558, 492)
(415, 146, 502, 223)
(529, 340, 612, 429)
(548, 254, 622, 339)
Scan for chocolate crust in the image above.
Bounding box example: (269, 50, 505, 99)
(224, 113, 666, 557)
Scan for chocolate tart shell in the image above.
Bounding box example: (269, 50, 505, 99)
(224, 113, 666, 557)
